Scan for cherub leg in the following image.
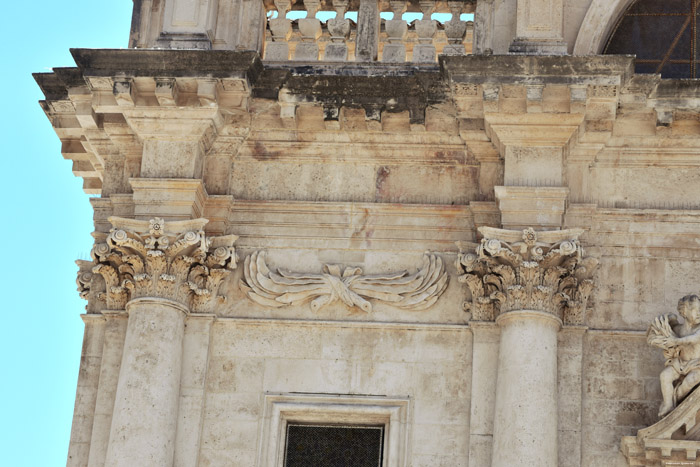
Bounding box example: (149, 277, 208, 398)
(659, 366, 680, 418)
(676, 369, 700, 402)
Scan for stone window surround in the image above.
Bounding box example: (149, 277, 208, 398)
(257, 393, 410, 467)
(573, 0, 638, 55)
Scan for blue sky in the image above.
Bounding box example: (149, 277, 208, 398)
(0, 2, 132, 465)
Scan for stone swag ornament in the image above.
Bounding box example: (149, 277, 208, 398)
(648, 294, 700, 418)
(87, 217, 238, 313)
(456, 227, 599, 325)
(240, 251, 448, 312)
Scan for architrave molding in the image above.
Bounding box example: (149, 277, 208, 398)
(258, 393, 410, 467)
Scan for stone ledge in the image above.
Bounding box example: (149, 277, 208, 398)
(441, 54, 635, 85)
(70, 49, 262, 79)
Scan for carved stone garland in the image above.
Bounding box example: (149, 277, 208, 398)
(89, 217, 238, 313)
(241, 251, 448, 313)
(456, 227, 598, 325)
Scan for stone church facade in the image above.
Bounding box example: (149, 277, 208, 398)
(35, 0, 700, 466)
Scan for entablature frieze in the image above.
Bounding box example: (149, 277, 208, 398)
(90, 196, 497, 253)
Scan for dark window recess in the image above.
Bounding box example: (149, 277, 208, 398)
(604, 0, 700, 78)
(284, 424, 384, 467)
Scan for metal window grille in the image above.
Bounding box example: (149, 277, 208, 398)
(604, 0, 700, 78)
(284, 424, 384, 467)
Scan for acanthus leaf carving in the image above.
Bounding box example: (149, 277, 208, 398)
(89, 217, 238, 313)
(240, 251, 449, 313)
(76, 260, 94, 301)
(456, 227, 598, 324)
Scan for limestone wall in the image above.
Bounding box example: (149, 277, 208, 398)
(35, 43, 700, 466)
(198, 320, 472, 466)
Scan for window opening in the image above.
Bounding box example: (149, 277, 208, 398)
(604, 0, 700, 78)
(284, 423, 384, 467)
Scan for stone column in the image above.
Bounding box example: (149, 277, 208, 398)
(105, 298, 186, 466)
(89, 216, 238, 466)
(457, 227, 598, 467)
(468, 322, 500, 467)
(67, 314, 105, 467)
(87, 312, 128, 467)
(492, 309, 561, 467)
(173, 314, 216, 467)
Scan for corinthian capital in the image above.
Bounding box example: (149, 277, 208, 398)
(456, 227, 598, 325)
(90, 217, 238, 312)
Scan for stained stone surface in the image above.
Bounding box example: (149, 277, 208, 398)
(37, 1, 700, 466)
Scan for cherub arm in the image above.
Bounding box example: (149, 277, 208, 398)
(675, 327, 700, 346)
(668, 314, 682, 334)
(648, 314, 681, 349)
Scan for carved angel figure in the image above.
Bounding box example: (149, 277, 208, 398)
(240, 251, 448, 312)
(648, 294, 700, 418)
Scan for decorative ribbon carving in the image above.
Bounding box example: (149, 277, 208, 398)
(456, 227, 598, 324)
(240, 251, 448, 313)
(90, 217, 237, 312)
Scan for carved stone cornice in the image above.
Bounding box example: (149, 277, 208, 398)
(240, 251, 448, 313)
(89, 216, 237, 312)
(456, 227, 598, 325)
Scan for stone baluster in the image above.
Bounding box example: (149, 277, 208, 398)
(383, 0, 408, 62)
(457, 227, 598, 467)
(325, 0, 351, 60)
(266, 0, 293, 60)
(413, 0, 438, 63)
(295, 0, 322, 60)
(90, 217, 237, 466)
(443, 0, 467, 55)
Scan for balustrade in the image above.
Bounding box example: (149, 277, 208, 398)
(263, 0, 474, 63)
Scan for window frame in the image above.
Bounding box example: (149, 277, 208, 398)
(257, 393, 410, 467)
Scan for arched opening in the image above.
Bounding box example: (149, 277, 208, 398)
(603, 0, 700, 78)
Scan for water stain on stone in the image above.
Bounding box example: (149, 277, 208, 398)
(375, 166, 390, 201)
(252, 141, 281, 161)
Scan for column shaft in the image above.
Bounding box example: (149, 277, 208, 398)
(67, 315, 105, 467)
(104, 298, 187, 467)
(87, 312, 128, 467)
(492, 310, 561, 467)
